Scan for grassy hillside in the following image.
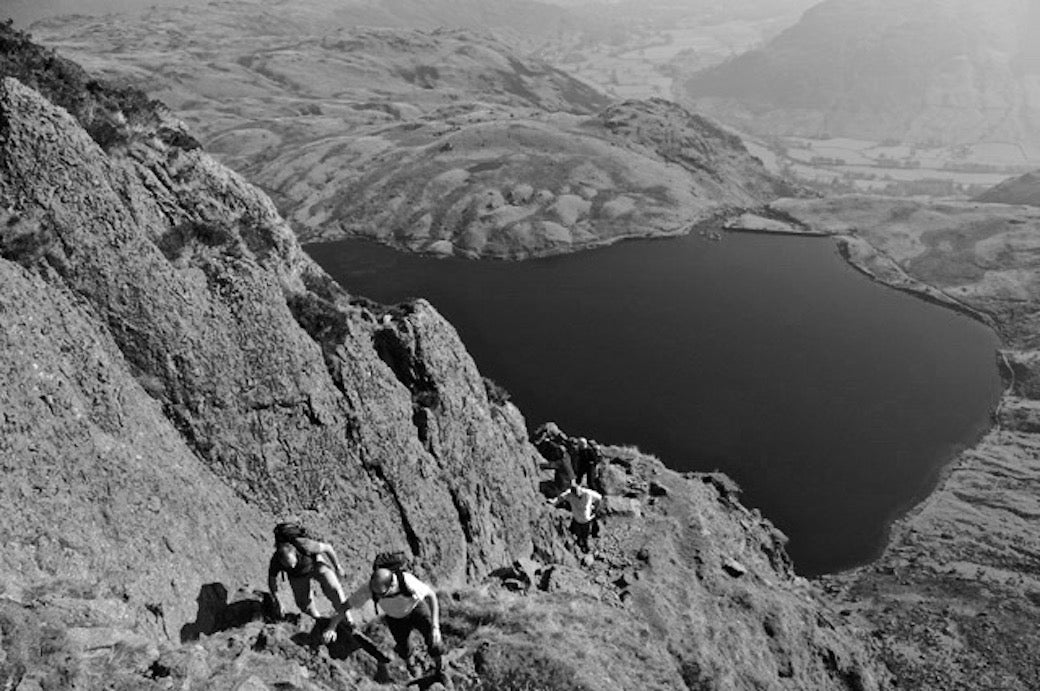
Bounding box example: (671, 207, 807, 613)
(32, 4, 789, 258)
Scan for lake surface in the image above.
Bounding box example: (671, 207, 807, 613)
(307, 232, 1004, 576)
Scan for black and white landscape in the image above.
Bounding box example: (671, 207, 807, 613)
(2, 1, 1039, 689)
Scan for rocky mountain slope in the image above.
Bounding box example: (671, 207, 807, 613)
(732, 194, 1040, 689)
(0, 34, 889, 689)
(31, 3, 791, 258)
(974, 169, 1040, 206)
(679, 0, 1040, 149)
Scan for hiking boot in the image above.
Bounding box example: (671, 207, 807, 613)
(405, 655, 425, 678)
(434, 669, 455, 691)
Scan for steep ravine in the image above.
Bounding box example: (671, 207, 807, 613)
(0, 75, 891, 689)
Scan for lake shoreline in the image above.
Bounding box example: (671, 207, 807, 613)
(755, 195, 1040, 686)
(308, 225, 1004, 576)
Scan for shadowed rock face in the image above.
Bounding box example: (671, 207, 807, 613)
(0, 41, 891, 689)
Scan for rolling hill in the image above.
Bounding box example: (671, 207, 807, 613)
(974, 169, 1040, 206)
(32, 1, 791, 257)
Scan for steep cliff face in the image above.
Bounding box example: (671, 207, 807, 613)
(0, 253, 270, 634)
(0, 73, 542, 615)
(0, 66, 892, 688)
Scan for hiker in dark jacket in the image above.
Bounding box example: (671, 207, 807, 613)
(324, 566, 450, 686)
(572, 437, 605, 492)
(533, 422, 575, 494)
(267, 534, 347, 623)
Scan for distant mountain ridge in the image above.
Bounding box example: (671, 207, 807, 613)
(680, 0, 1040, 148)
(975, 169, 1040, 206)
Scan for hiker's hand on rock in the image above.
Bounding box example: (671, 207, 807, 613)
(432, 626, 443, 647)
(322, 627, 338, 644)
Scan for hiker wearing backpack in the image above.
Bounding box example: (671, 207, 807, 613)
(573, 437, 605, 493)
(323, 552, 450, 687)
(532, 422, 575, 495)
(267, 522, 348, 624)
(551, 479, 603, 553)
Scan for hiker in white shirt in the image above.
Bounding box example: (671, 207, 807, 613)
(552, 480, 603, 552)
(323, 566, 449, 687)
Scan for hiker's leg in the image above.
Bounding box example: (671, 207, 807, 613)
(314, 566, 349, 638)
(574, 521, 591, 552)
(409, 602, 450, 686)
(384, 613, 416, 662)
(590, 517, 600, 539)
(573, 457, 588, 486)
(412, 602, 453, 688)
(409, 600, 442, 657)
(569, 519, 589, 551)
(315, 566, 346, 610)
(561, 455, 575, 487)
(289, 576, 318, 617)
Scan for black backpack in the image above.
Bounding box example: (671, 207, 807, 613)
(274, 521, 309, 542)
(273, 522, 321, 558)
(371, 551, 413, 605)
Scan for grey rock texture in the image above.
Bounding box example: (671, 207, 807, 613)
(0, 74, 541, 622)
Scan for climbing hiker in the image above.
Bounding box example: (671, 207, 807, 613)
(573, 437, 605, 493)
(550, 480, 603, 553)
(587, 439, 607, 494)
(532, 422, 575, 495)
(267, 522, 348, 629)
(324, 552, 452, 689)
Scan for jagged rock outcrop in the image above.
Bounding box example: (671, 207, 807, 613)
(527, 446, 889, 691)
(0, 61, 891, 688)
